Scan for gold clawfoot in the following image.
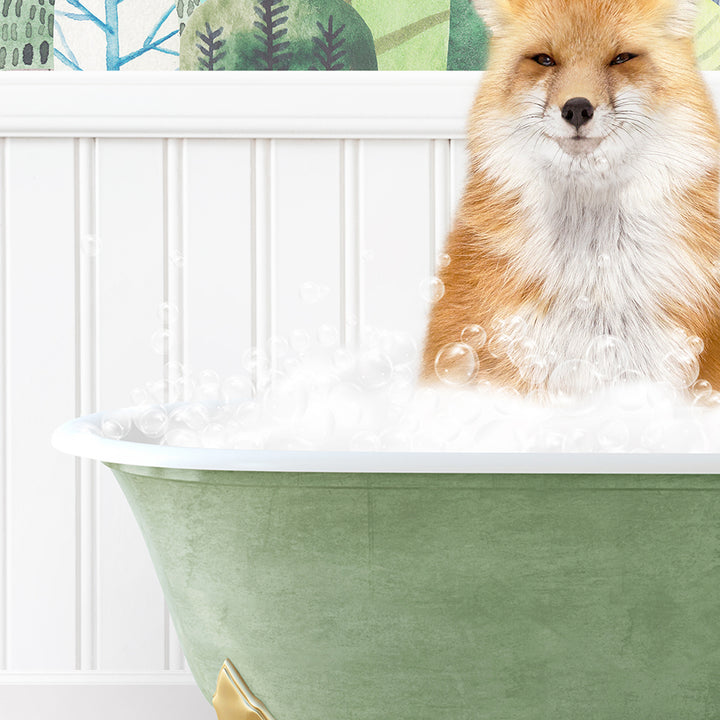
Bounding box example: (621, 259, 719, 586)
(213, 659, 276, 720)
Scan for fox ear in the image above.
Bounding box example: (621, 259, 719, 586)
(471, 0, 511, 35)
(664, 0, 697, 37)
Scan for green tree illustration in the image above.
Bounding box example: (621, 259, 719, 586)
(195, 21, 225, 69)
(310, 15, 346, 70)
(253, 0, 292, 70)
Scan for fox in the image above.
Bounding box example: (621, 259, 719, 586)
(422, 0, 720, 396)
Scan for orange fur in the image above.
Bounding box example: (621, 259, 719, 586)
(422, 0, 720, 394)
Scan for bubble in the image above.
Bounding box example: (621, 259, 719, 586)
(170, 251, 185, 268)
(519, 355, 549, 386)
(687, 335, 705, 356)
(434, 343, 478, 386)
(81, 235, 101, 257)
(584, 335, 632, 381)
(264, 377, 309, 422)
(436, 252, 451, 270)
(508, 337, 536, 367)
(157, 302, 179, 325)
(318, 324, 339, 348)
(222, 375, 255, 405)
(291, 329, 311, 355)
(504, 316, 527, 338)
(131, 386, 150, 406)
(598, 253, 610, 269)
(357, 349, 394, 390)
(419, 277, 445, 303)
(598, 420, 629, 451)
(333, 347, 356, 375)
(379, 332, 417, 367)
(548, 359, 601, 404)
(101, 410, 132, 440)
(201, 423, 226, 448)
(575, 295, 591, 311)
(148, 378, 171, 404)
(136, 405, 169, 438)
(163, 429, 200, 448)
(268, 335, 290, 361)
(487, 334, 512, 359)
(691, 379, 713, 402)
(299, 281, 330, 305)
(151, 329, 169, 355)
(170, 402, 210, 431)
(361, 249, 375, 263)
(662, 349, 700, 389)
(616, 370, 649, 411)
(242, 348, 269, 375)
(461, 325, 487, 351)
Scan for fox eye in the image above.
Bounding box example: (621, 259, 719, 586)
(532, 53, 556, 67)
(610, 52, 637, 66)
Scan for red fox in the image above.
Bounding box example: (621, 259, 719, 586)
(422, 0, 720, 396)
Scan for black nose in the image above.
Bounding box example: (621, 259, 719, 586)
(561, 97, 594, 129)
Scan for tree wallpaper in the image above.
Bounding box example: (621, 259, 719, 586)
(0, 0, 719, 70)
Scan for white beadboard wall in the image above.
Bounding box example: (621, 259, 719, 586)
(2, 71, 719, 719)
(0, 72, 477, 720)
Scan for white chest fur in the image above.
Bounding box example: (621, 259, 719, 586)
(509, 177, 706, 386)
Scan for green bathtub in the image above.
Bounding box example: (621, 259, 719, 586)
(54, 414, 720, 719)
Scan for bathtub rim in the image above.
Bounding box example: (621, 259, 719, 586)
(52, 411, 720, 474)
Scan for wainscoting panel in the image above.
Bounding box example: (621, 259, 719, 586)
(0, 73, 481, 712)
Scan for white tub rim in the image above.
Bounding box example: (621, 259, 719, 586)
(51, 411, 720, 475)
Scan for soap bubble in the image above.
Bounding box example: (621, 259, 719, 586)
(81, 235, 101, 257)
(136, 405, 169, 438)
(436, 252, 451, 270)
(170, 402, 209, 431)
(575, 295, 591, 311)
(487, 333, 512, 359)
(222, 375, 255, 405)
(242, 349, 269, 376)
(170, 251, 185, 268)
(434, 343, 478, 386)
(519, 355, 549, 386)
(379, 332, 417, 368)
(419, 277, 445, 303)
(131, 386, 150, 406)
(264, 377, 309, 422)
(687, 335, 705, 356)
(157, 302, 179, 325)
(151, 329, 169, 355)
(268, 335, 290, 361)
(357, 349, 394, 390)
(691, 379, 713, 402)
(461, 325, 487, 351)
(584, 335, 632, 381)
(548, 359, 601, 404)
(299, 282, 330, 305)
(163, 429, 199, 448)
(101, 410, 132, 440)
(662, 349, 700, 389)
(333, 347, 356, 374)
(291, 329, 311, 355)
(598, 420, 630, 451)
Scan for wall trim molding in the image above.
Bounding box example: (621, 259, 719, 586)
(0, 71, 482, 139)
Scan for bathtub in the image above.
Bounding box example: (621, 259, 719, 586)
(53, 411, 720, 719)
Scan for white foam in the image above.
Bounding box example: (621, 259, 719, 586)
(95, 327, 720, 454)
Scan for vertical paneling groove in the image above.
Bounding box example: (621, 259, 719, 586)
(252, 139, 274, 381)
(431, 139, 452, 269)
(162, 138, 187, 672)
(341, 140, 360, 348)
(356, 141, 366, 343)
(0, 138, 7, 672)
(75, 137, 99, 671)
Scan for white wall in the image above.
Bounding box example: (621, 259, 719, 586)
(0, 73, 475, 719)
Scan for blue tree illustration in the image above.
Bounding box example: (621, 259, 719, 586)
(54, 0, 179, 70)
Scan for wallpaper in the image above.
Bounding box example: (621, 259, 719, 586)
(1, 0, 719, 71)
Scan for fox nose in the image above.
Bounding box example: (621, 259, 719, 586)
(561, 97, 594, 130)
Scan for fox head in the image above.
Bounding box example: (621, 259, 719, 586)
(469, 0, 719, 188)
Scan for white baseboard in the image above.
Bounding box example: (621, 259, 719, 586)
(0, 675, 216, 720)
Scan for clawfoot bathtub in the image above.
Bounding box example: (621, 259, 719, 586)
(53, 413, 720, 719)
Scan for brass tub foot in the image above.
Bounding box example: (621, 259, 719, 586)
(213, 659, 276, 720)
